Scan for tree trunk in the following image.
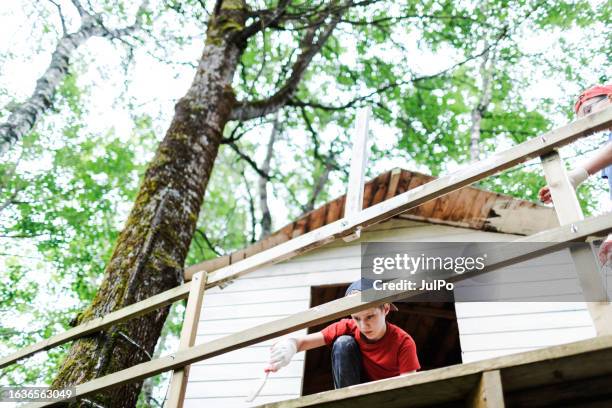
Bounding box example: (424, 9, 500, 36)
(469, 47, 495, 162)
(51, 2, 247, 407)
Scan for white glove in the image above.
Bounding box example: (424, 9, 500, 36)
(567, 167, 589, 189)
(267, 338, 297, 372)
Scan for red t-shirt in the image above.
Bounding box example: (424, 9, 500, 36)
(321, 319, 420, 381)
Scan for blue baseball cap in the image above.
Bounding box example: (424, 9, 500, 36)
(345, 279, 398, 311)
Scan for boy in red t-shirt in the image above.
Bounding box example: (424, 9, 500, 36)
(266, 279, 420, 388)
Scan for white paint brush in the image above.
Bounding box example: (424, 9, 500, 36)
(245, 371, 270, 403)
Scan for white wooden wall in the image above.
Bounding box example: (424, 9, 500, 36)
(183, 219, 595, 407)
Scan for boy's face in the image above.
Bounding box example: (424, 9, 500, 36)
(577, 94, 612, 119)
(350, 304, 390, 341)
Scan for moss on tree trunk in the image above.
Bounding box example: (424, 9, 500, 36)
(51, 2, 247, 406)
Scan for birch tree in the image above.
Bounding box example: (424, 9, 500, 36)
(0, 0, 149, 155)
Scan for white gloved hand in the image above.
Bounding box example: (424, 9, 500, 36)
(567, 167, 589, 189)
(267, 338, 297, 372)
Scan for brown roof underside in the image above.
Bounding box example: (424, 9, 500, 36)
(186, 169, 556, 277)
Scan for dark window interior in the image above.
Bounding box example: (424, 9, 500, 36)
(301, 284, 462, 396)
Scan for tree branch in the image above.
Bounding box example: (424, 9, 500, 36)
(47, 0, 68, 35)
(242, 173, 257, 244)
(299, 106, 339, 170)
(258, 113, 281, 237)
(195, 229, 222, 256)
(227, 141, 273, 181)
(246, 29, 268, 97)
(298, 106, 338, 214)
(0, 188, 24, 213)
(229, 3, 345, 121)
(236, 0, 291, 42)
(287, 42, 500, 112)
(70, 0, 87, 16)
(302, 160, 334, 214)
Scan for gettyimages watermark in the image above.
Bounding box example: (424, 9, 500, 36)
(360, 241, 611, 303)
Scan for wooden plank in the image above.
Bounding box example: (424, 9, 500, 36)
(540, 150, 584, 224)
(194, 106, 612, 287)
(343, 108, 370, 242)
(462, 189, 490, 230)
(24, 213, 612, 407)
(519, 212, 612, 243)
(325, 197, 344, 224)
(504, 374, 612, 408)
(344, 107, 370, 219)
(385, 168, 402, 200)
(501, 342, 612, 395)
(309, 205, 328, 231)
(0, 282, 192, 369)
(258, 336, 612, 408)
(467, 370, 505, 408)
(185, 256, 229, 281)
(369, 175, 389, 207)
(571, 246, 612, 336)
(540, 150, 612, 335)
(271, 374, 480, 408)
(406, 173, 435, 219)
(165, 272, 208, 408)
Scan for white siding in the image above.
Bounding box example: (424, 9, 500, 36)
(185, 220, 596, 407)
(454, 247, 595, 362)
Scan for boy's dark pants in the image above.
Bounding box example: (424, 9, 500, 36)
(331, 335, 365, 388)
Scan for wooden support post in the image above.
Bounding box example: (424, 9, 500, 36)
(343, 107, 370, 242)
(540, 150, 612, 336)
(467, 370, 505, 408)
(571, 246, 612, 335)
(540, 150, 584, 223)
(165, 271, 207, 408)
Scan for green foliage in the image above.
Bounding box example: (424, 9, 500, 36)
(0, 69, 156, 384)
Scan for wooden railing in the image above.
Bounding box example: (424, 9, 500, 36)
(1, 105, 609, 407)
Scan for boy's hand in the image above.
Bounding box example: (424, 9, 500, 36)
(266, 338, 297, 372)
(539, 167, 589, 204)
(599, 235, 612, 266)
